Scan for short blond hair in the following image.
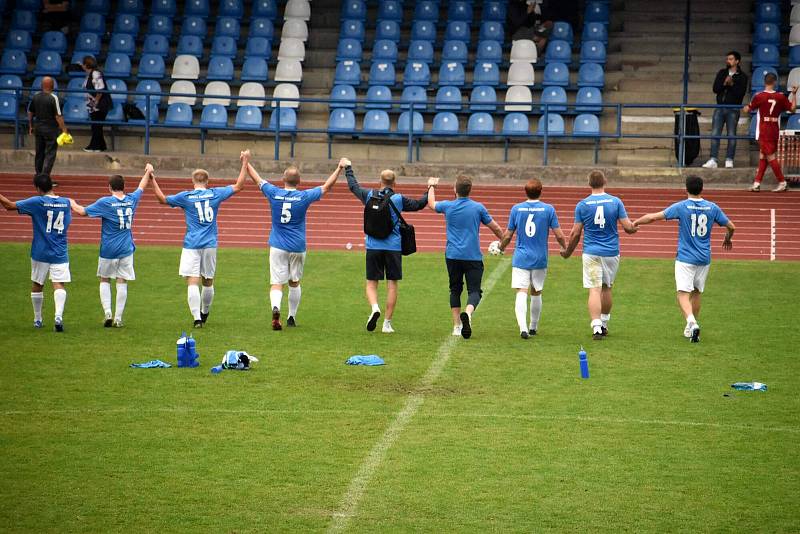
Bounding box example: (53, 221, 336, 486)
(192, 169, 209, 184)
(380, 169, 396, 186)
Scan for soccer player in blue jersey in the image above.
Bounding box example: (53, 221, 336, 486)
(634, 176, 735, 343)
(428, 175, 505, 339)
(244, 154, 345, 330)
(499, 178, 567, 339)
(0, 174, 72, 331)
(151, 156, 248, 328)
(562, 170, 638, 340)
(69, 164, 154, 327)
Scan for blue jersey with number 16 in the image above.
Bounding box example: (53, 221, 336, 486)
(85, 189, 143, 259)
(166, 186, 235, 249)
(664, 198, 729, 266)
(16, 195, 72, 264)
(574, 193, 628, 257)
(507, 200, 559, 270)
(261, 181, 323, 252)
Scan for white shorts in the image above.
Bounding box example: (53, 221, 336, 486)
(511, 267, 547, 292)
(31, 259, 71, 285)
(582, 254, 620, 289)
(675, 261, 710, 293)
(269, 247, 306, 285)
(179, 248, 217, 278)
(97, 254, 136, 280)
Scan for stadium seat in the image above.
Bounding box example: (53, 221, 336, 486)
(113, 14, 139, 35)
(573, 114, 601, 136)
(105, 54, 132, 78)
(366, 85, 393, 109)
(33, 52, 61, 76)
(432, 112, 459, 134)
(543, 62, 569, 87)
(105, 79, 127, 103)
(245, 38, 272, 60)
(414, 0, 438, 21)
(328, 108, 356, 132)
(216, 17, 241, 40)
(181, 16, 207, 38)
(5, 30, 32, 52)
(74, 33, 101, 58)
(110, 33, 136, 56)
(234, 106, 263, 129)
(792, 4, 800, 25)
(250, 18, 275, 40)
(505, 85, 533, 112)
(479, 22, 504, 42)
(0, 51, 27, 76)
(753, 45, 780, 68)
(476, 40, 503, 63)
(785, 114, 800, 130)
(330, 84, 357, 108)
(397, 111, 425, 133)
(378, 0, 402, 21)
(283, 19, 309, 41)
(575, 87, 603, 113)
(278, 38, 305, 62)
(502, 113, 529, 136)
(274, 60, 302, 83)
(207, 56, 235, 81)
(118, 0, 144, 14)
(408, 41, 435, 64)
(445, 22, 471, 43)
(790, 26, 800, 47)
(482, 1, 506, 22)
(136, 54, 164, 79)
(411, 21, 436, 42)
(143, 35, 170, 57)
(755, 3, 780, 23)
(212, 37, 239, 59)
(164, 102, 193, 125)
(375, 20, 400, 43)
(470, 86, 497, 111)
(253, 0, 277, 19)
(467, 112, 494, 135)
(285, 0, 311, 20)
(336, 39, 363, 62)
(541, 86, 567, 112)
(369, 62, 396, 86)
(442, 41, 469, 64)
(790, 46, 800, 68)
(41, 32, 68, 55)
(362, 110, 390, 133)
(585, 1, 610, 24)
(0, 75, 23, 94)
(334, 61, 361, 85)
(341, 19, 365, 42)
(11, 10, 36, 32)
(167, 80, 197, 105)
(582, 22, 608, 44)
(581, 41, 607, 64)
(372, 40, 399, 63)
(200, 104, 227, 128)
(241, 58, 269, 82)
(552, 22, 574, 45)
(268, 107, 297, 131)
(473, 62, 500, 87)
(536, 113, 565, 136)
(202, 81, 232, 106)
(172, 55, 200, 80)
(63, 99, 89, 121)
(147, 15, 172, 36)
(151, 0, 177, 16)
(545, 40, 572, 64)
(449, 0, 473, 22)
(106, 102, 124, 122)
(754, 23, 780, 45)
(439, 63, 466, 87)
(177, 36, 204, 58)
(80, 13, 105, 34)
(184, 0, 210, 17)
(752, 66, 779, 91)
(271, 83, 300, 108)
(341, 0, 367, 20)
(510, 40, 537, 64)
(219, 0, 244, 18)
(785, 68, 800, 91)
(238, 82, 266, 107)
(507, 62, 535, 86)
(85, 0, 111, 14)
(134, 79, 162, 107)
(400, 86, 427, 111)
(578, 63, 605, 87)
(435, 86, 462, 111)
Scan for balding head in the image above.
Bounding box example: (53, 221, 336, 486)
(41, 77, 55, 93)
(284, 165, 301, 187)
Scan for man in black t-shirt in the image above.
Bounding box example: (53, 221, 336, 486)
(27, 77, 69, 177)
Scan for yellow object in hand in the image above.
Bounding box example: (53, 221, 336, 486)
(56, 132, 73, 146)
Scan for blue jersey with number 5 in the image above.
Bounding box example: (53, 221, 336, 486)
(166, 186, 234, 249)
(507, 200, 559, 270)
(664, 198, 729, 266)
(85, 189, 143, 259)
(16, 195, 72, 264)
(260, 181, 323, 252)
(574, 193, 628, 257)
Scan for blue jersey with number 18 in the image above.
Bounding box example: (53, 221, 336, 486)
(574, 193, 628, 257)
(166, 186, 235, 249)
(16, 195, 72, 264)
(664, 198, 729, 266)
(507, 200, 559, 270)
(260, 181, 323, 253)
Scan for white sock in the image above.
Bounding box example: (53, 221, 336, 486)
(187, 285, 201, 321)
(529, 294, 542, 331)
(99, 282, 112, 316)
(600, 313, 610, 328)
(288, 286, 301, 317)
(269, 289, 283, 311)
(514, 292, 528, 332)
(371, 303, 380, 314)
(201, 285, 215, 314)
(591, 318, 603, 333)
(54, 288, 67, 320)
(687, 314, 697, 326)
(114, 282, 127, 321)
(31, 292, 43, 322)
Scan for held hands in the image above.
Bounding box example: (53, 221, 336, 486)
(560, 247, 570, 259)
(144, 163, 154, 175)
(338, 157, 351, 169)
(427, 177, 439, 187)
(240, 149, 251, 163)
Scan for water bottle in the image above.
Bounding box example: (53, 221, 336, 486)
(187, 335, 199, 367)
(578, 346, 589, 379)
(176, 333, 188, 367)
(211, 365, 224, 374)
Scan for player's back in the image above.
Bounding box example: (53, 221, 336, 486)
(665, 198, 728, 265)
(89, 190, 143, 258)
(168, 186, 234, 249)
(261, 182, 322, 252)
(511, 200, 557, 269)
(17, 194, 72, 263)
(752, 90, 790, 120)
(576, 193, 627, 257)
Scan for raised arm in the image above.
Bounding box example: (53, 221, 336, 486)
(321, 158, 348, 195)
(230, 152, 249, 193)
(486, 219, 504, 240)
(620, 217, 639, 235)
(562, 222, 584, 258)
(426, 180, 438, 211)
(0, 193, 18, 211)
(151, 178, 168, 205)
(69, 198, 87, 216)
(138, 163, 154, 191)
(722, 220, 735, 250)
(789, 86, 798, 113)
(345, 164, 370, 204)
(403, 177, 437, 211)
(633, 211, 666, 227)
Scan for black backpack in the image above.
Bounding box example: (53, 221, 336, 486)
(363, 191, 396, 239)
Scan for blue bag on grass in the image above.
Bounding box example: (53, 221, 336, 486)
(346, 355, 385, 366)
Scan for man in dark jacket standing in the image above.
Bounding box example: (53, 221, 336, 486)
(703, 51, 748, 169)
(27, 77, 69, 177)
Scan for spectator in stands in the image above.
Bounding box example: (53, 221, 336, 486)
(43, 0, 72, 34)
(702, 51, 748, 169)
(27, 76, 69, 178)
(508, 0, 541, 42)
(508, 0, 580, 54)
(82, 56, 113, 153)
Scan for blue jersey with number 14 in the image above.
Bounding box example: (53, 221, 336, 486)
(507, 200, 559, 270)
(574, 193, 628, 257)
(261, 181, 323, 252)
(16, 195, 72, 264)
(85, 189, 143, 259)
(664, 198, 729, 266)
(166, 186, 234, 249)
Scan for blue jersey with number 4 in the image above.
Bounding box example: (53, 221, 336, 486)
(508, 200, 559, 270)
(85, 189, 143, 259)
(16, 195, 72, 264)
(261, 181, 323, 252)
(664, 198, 729, 266)
(574, 193, 628, 257)
(166, 186, 234, 249)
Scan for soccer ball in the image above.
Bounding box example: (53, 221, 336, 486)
(487, 240, 503, 256)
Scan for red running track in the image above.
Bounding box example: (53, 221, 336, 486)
(0, 174, 798, 261)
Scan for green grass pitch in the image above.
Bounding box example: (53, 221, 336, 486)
(0, 242, 798, 532)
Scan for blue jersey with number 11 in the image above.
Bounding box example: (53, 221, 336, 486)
(575, 193, 628, 257)
(16, 195, 72, 264)
(507, 200, 559, 270)
(166, 186, 234, 249)
(664, 198, 729, 266)
(261, 181, 323, 252)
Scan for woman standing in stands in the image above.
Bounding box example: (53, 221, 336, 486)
(82, 56, 113, 153)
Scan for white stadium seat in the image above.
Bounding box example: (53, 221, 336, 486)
(202, 81, 232, 106)
(238, 82, 266, 107)
(171, 54, 200, 80)
(504, 85, 533, 112)
(278, 38, 306, 62)
(167, 80, 197, 105)
(506, 62, 535, 86)
(271, 83, 300, 108)
(282, 19, 308, 41)
(274, 60, 303, 82)
(510, 39, 537, 64)
(284, 0, 310, 21)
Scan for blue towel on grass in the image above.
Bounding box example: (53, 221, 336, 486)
(130, 359, 172, 368)
(346, 355, 385, 366)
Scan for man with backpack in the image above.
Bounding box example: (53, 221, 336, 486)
(346, 164, 431, 333)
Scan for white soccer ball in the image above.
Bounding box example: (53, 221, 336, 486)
(487, 240, 502, 256)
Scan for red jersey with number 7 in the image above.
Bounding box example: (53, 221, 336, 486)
(750, 90, 792, 149)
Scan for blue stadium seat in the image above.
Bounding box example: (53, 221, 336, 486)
(245, 38, 272, 60)
(439, 63, 466, 87)
(207, 56, 234, 81)
(502, 113, 529, 136)
(252, 0, 277, 19)
(400, 86, 427, 111)
(372, 40, 399, 63)
(234, 106, 263, 129)
(113, 14, 139, 35)
(164, 103, 193, 126)
(785, 114, 800, 130)
(473, 62, 500, 87)
(105, 78, 127, 103)
(63, 99, 89, 121)
(16, 0, 41, 11)
(336, 39, 363, 61)
(0, 75, 23, 94)
(334, 61, 361, 85)
(470, 86, 497, 111)
(479, 22, 503, 42)
(543, 62, 569, 87)
(432, 112, 459, 134)
(414, 0, 438, 21)
(216, 17, 241, 40)
(476, 40, 502, 63)
(467, 112, 494, 135)
(754, 23, 780, 45)
(362, 109, 390, 133)
(118, 0, 144, 14)
(545, 40, 572, 64)
(200, 104, 228, 128)
(0, 51, 27, 75)
(341, 19, 365, 42)
(751, 66, 778, 91)
(41, 31, 68, 54)
(147, 15, 173, 36)
(541, 86, 567, 112)
(375, 20, 400, 43)
(366, 85, 393, 109)
(74, 33, 101, 58)
(445, 21, 471, 43)
(181, 16, 207, 37)
(411, 21, 436, 42)
(105, 54, 132, 78)
(65, 77, 85, 94)
(143, 35, 170, 57)
(578, 63, 605, 87)
(0, 93, 19, 120)
(482, 1, 506, 22)
(219, 0, 244, 18)
(134, 80, 162, 107)
(585, 1, 610, 24)
(212, 37, 238, 59)
(435, 86, 462, 111)
(137, 54, 165, 79)
(6, 30, 32, 52)
(109, 33, 136, 56)
(790, 46, 800, 69)
(11, 10, 36, 32)
(753, 44, 780, 68)
(106, 102, 124, 122)
(397, 111, 424, 133)
(552, 22, 574, 45)
(408, 41, 435, 64)
(268, 108, 297, 131)
(575, 87, 603, 113)
(250, 18, 274, 40)
(369, 62, 396, 86)
(378, 0, 403, 21)
(448, 1, 473, 22)
(177, 36, 204, 58)
(330, 84, 357, 108)
(185, 0, 210, 17)
(537, 113, 565, 136)
(151, 0, 177, 16)
(342, 0, 367, 20)
(442, 41, 469, 64)
(581, 41, 607, 64)
(573, 114, 600, 136)
(328, 108, 356, 132)
(80, 13, 105, 34)
(128, 102, 160, 125)
(755, 3, 780, 23)
(33, 52, 62, 76)
(582, 22, 608, 44)
(85, 0, 111, 14)
(241, 58, 269, 82)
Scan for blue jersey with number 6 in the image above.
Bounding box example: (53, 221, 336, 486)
(166, 186, 234, 249)
(574, 193, 628, 257)
(507, 200, 559, 270)
(16, 195, 72, 264)
(260, 181, 323, 252)
(664, 198, 729, 266)
(85, 189, 143, 259)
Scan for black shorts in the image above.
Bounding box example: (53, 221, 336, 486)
(366, 250, 403, 281)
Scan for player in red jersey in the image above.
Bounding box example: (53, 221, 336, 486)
(742, 72, 797, 192)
